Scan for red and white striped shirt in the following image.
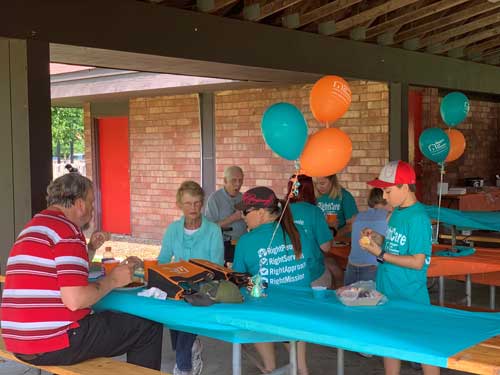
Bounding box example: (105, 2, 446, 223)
(1, 209, 91, 354)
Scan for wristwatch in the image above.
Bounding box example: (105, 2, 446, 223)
(376, 249, 386, 264)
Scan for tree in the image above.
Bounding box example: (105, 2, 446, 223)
(51, 107, 84, 162)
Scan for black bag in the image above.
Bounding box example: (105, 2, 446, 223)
(147, 261, 214, 300)
(189, 259, 251, 287)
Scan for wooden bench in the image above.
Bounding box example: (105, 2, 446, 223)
(448, 336, 500, 375)
(430, 302, 500, 374)
(0, 275, 169, 375)
(0, 338, 168, 375)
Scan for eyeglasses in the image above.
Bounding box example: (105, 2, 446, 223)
(181, 200, 203, 208)
(242, 208, 257, 216)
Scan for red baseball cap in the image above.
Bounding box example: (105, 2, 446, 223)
(367, 161, 416, 188)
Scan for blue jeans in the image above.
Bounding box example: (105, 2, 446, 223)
(170, 330, 197, 371)
(344, 264, 377, 286)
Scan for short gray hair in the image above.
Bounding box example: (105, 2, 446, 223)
(176, 180, 205, 204)
(47, 173, 93, 208)
(224, 166, 243, 179)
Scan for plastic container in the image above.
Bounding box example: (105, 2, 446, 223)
(102, 246, 115, 263)
(336, 281, 386, 306)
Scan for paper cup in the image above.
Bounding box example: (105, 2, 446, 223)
(102, 260, 120, 275)
(326, 213, 337, 227)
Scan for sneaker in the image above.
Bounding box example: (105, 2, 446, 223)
(173, 364, 192, 375)
(191, 338, 203, 375)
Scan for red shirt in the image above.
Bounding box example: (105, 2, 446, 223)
(1, 209, 91, 354)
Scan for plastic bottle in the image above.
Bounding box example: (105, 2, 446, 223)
(102, 246, 115, 263)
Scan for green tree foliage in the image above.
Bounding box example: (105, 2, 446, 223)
(51, 107, 84, 160)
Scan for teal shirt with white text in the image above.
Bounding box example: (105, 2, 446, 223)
(376, 202, 432, 304)
(290, 202, 333, 279)
(316, 188, 358, 230)
(233, 222, 319, 287)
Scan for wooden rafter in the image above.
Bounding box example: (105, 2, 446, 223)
(394, 1, 500, 44)
(329, 0, 422, 35)
(145, 0, 500, 67)
(197, 0, 238, 13)
(465, 37, 500, 56)
(243, 0, 303, 21)
(484, 51, 500, 65)
(420, 12, 500, 49)
(282, 0, 363, 29)
(366, 0, 469, 40)
(430, 24, 500, 54)
(483, 47, 500, 58)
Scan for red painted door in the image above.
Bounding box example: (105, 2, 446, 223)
(408, 90, 423, 201)
(98, 117, 131, 234)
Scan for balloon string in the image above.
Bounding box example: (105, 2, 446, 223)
(259, 164, 299, 277)
(435, 162, 445, 244)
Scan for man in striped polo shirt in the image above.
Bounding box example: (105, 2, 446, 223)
(1, 173, 163, 370)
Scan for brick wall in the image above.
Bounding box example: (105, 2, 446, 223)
(419, 88, 500, 205)
(84, 82, 389, 240)
(128, 95, 201, 239)
(215, 81, 389, 212)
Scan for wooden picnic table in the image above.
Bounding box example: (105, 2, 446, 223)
(448, 335, 500, 375)
(429, 244, 500, 309)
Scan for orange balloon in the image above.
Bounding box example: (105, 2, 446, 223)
(300, 128, 352, 177)
(445, 129, 466, 162)
(310, 76, 352, 124)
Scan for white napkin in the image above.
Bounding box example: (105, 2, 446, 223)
(137, 287, 167, 300)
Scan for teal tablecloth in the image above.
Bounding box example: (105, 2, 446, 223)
(93, 286, 500, 368)
(424, 205, 500, 231)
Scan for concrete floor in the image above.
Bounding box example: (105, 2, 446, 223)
(1, 278, 495, 375)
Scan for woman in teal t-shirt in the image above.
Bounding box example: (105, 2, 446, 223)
(287, 174, 333, 288)
(233, 186, 319, 375)
(314, 174, 358, 288)
(314, 174, 358, 239)
(158, 181, 223, 375)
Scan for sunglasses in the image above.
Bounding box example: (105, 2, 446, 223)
(242, 208, 258, 216)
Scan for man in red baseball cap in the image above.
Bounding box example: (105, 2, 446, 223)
(360, 160, 439, 375)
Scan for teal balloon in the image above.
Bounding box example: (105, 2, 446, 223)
(261, 102, 308, 160)
(440, 92, 469, 127)
(419, 128, 450, 164)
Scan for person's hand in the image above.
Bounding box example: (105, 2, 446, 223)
(229, 210, 242, 222)
(88, 231, 109, 251)
(359, 228, 382, 256)
(109, 264, 133, 288)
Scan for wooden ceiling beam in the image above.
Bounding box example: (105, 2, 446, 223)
(196, 0, 238, 13)
(429, 24, 500, 54)
(325, 0, 422, 36)
(483, 47, 500, 58)
(366, 0, 469, 40)
(282, 0, 362, 29)
(395, 1, 500, 44)
(243, 0, 304, 21)
(419, 12, 500, 49)
(484, 52, 500, 65)
(466, 37, 500, 57)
